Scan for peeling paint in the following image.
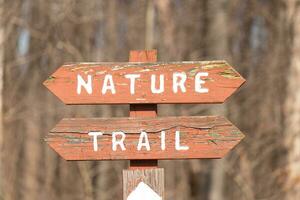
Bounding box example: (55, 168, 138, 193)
(188, 68, 199, 77)
(202, 63, 227, 70)
(209, 132, 221, 138)
(48, 75, 56, 80)
(202, 77, 214, 82)
(139, 68, 151, 72)
(96, 71, 107, 75)
(70, 66, 91, 72)
(112, 65, 125, 71)
(208, 139, 218, 145)
(43, 76, 56, 84)
(218, 69, 241, 79)
(59, 134, 91, 144)
(231, 130, 242, 135)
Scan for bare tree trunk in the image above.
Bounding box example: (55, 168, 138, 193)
(2, 1, 24, 199)
(285, 0, 300, 199)
(145, 0, 155, 49)
(156, 1, 219, 200)
(154, 0, 177, 60)
(208, 1, 228, 199)
(0, 0, 3, 197)
(225, 0, 290, 199)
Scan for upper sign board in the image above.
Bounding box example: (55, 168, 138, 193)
(43, 61, 245, 104)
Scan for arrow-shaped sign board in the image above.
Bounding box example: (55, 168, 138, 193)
(46, 116, 244, 161)
(43, 61, 245, 104)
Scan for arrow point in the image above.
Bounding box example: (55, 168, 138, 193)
(127, 182, 162, 200)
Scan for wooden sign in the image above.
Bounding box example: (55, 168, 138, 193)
(44, 50, 245, 200)
(43, 50, 246, 200)
(46, 116, 244, 160)
(43, 61, 245, 104)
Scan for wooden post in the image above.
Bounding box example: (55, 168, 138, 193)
(123, 50, 164, 200)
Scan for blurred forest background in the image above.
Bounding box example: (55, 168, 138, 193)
(0, 0, 300, 200)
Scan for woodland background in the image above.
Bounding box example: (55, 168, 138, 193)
(0, 0, 300, 200)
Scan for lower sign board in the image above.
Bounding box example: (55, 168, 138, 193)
(46, 116, 244, 160)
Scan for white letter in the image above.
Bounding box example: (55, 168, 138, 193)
(112, 131, 126, 151)
(88, 131, 103, 151)
(125, 74, 140, 94)
(137, 131, 151, 151)
(77, 74, 92, 94)
(102, 74, 116, 94)
(151, 74, 164, 94)
(173, 72, 187, 93)
(195, 72, 209, 93)
(160, 131, 166, 150)
(175, 131, 189, 151)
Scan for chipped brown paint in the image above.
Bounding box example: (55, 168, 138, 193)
(46, 116, 244, 161)
(43, 61, 245, 105)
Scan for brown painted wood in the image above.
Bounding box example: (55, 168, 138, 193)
(45, 116, 244, 161)
(129, 104, 157, 118)
(129, 50, 158, 169)
(123, 169, 164, 200)
(129, 50, 157, 63)
(43, 61, 245, 105)
(129, 160, 158, 169)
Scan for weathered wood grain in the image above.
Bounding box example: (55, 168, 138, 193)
(43, 61, 245, 104)
(46, 116, 244, 160)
